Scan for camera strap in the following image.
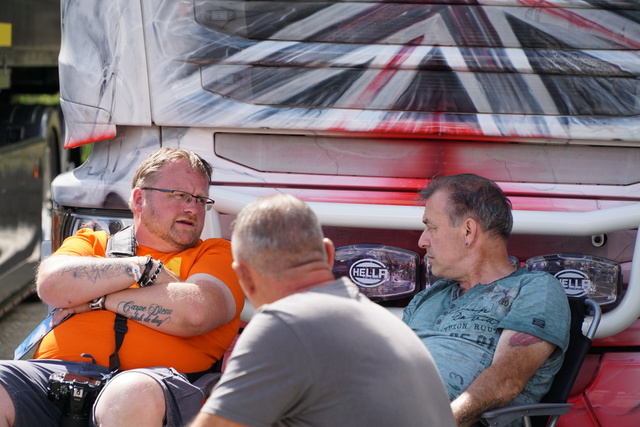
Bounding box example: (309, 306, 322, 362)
(105, 226, 136, 372)
(108, 315, 128, 372)
(106, 226, 223, 380)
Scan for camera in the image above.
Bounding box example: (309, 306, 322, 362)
(47, 372, 105, 427)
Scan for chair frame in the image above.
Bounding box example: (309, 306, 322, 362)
(480, 298, 602, 427)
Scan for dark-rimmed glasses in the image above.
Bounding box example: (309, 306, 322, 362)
(140, 187, 215, 211)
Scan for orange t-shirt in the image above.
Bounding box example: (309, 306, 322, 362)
(35, 228, 244, 373)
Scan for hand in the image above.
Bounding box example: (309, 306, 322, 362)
(51, 303, 92, 326)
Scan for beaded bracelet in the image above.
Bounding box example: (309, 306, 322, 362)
(139, 260, 164, 288)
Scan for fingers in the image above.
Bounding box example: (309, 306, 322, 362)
(52, 308, 73, 326)
(51, 302, 93, 326)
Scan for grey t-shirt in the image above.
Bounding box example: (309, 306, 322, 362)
(403, 268, 570, 406)
(202, 277, 455, 427)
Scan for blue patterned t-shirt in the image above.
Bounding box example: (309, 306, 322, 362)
(403, 268, 570, 406)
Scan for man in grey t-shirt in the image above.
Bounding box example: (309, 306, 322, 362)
(191, 194, 454, 427)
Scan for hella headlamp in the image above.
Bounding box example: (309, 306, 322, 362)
(525, 253, 621, 309)
(52, 208, 134, 251)
(332, 245, 422, 301)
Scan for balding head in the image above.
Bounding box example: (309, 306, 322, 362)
(232, 194, 328, 279)
(231, 194, 336, 307)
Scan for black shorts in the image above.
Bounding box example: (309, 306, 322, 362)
(0, 359, 205, 427)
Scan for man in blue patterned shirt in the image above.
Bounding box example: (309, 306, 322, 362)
(403, 174, 570, 427)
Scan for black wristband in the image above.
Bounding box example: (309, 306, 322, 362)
(138, 256, 154, 285)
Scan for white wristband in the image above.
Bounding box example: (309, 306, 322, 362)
(128, 259, 143, 283)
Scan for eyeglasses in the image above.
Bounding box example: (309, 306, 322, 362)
(140, 187, 215, 211)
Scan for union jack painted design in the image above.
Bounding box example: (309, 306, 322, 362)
(61, 0, 640, 147)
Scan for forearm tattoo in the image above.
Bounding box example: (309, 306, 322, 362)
(61, 262, 132, 284)
(117, 300, 173, 327)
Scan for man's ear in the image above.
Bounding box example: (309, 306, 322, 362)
(323, 238, 336, 268)
(464, 218, 479, 245)
(232, 260, 255, 296)
(131, 188, 144, 213)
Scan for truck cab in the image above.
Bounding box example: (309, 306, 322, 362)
(52, 1, 640, 424)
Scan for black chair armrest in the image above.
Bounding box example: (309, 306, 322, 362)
(480, 403, 572, 427)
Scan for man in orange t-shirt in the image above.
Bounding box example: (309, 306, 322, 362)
(0, 148, 243, 427)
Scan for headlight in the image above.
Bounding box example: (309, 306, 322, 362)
(52, 207, 133, 251)
(525, 253, 621, 309)
(509, 255, 520, 269)
(332, 245, 422, 301)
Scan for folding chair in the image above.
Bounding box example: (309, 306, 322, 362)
(480, 297, 601, 427)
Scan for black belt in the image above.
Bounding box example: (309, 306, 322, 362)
(185, 357, 223, 383)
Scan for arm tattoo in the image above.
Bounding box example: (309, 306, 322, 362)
(61, 263, 130, 284)
(509, 332, 542, 347)
(117, 300, 173, 327)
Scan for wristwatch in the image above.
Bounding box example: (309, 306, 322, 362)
(88, 295, 106, 310)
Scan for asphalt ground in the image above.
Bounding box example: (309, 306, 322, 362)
(0, 297, 48, 360)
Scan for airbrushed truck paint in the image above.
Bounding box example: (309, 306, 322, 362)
(60, 0, 640, 148)
(54, 1, 640, 424)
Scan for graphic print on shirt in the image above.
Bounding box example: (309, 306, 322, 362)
(440, 287, 516, 351)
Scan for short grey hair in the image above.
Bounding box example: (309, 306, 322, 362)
(420, 174, 513, 240)
(231, 194, 326, 277)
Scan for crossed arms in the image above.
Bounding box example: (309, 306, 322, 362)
(37, 254, 236, 337)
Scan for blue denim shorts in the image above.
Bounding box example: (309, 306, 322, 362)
(0, 359, 204, 427)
